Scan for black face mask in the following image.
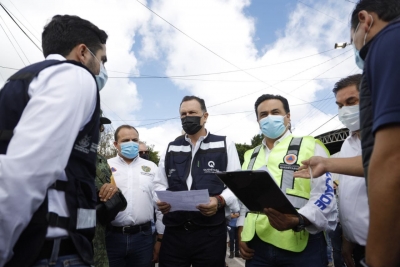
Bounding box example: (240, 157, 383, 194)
(140, 153, 149, 160)
(181, 115, 203, 135)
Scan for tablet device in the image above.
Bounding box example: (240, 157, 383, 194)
(216, 170, 298, 215)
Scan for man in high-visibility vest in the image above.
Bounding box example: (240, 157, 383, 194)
(237, 94, 337, 267)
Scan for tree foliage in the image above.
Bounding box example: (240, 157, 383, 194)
(235, 134, 263, 165)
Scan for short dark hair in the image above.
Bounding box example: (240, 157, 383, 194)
(254, 94, 290, 118)
(332, 74, 362, 95)
(42, 15, 108, 57)
(180, 96, 207, 112)
(350, 0, 400, 29)
(114, 125, 138, 142)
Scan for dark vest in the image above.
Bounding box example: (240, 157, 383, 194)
(163, 133, 228, 226)
(359, 19, 400, 184)
(0, 60, 100, 266)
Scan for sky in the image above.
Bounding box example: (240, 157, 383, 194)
(0, 0, 360, 154)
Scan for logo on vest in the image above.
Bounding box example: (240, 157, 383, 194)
(208, 161, 215, 168)
(284, 154, 297, 165)
(74, 135, 97, 154)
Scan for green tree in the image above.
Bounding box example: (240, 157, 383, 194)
(147, 144, 160, 165)
(235, 134, 263, 165)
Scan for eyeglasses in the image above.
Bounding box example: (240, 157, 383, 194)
(139, 151, 149, 155)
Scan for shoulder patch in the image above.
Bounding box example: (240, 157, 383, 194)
(111, 167, 117, 172)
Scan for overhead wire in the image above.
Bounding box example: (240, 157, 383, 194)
(0, 2, 42, 52)
(8, 0, 42, 37)
(297, 1, 347, 25)
(308, 114, 338, 135)
(0, 14, 26, 66)
(135, 0, 324, 106)
(108, 48, 337, 78)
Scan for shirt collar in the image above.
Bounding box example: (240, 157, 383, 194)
(46, 54, 67, 61)
(262, 130, 291, 151)
(117, 153, 139, 165)
(184, 129, 209, 145)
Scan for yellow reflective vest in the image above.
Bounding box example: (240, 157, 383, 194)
(241, 134, 329, 252)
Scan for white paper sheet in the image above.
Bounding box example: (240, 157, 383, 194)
(155, 189, 210, 212)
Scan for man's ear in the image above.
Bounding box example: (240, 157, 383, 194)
(203, 112, 209, 123)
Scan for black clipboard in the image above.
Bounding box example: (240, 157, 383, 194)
(216, 170, 298, 215)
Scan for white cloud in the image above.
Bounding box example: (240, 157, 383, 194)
(136, 0, 357, 153)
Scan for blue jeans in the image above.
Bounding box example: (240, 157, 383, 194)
(228, 226, 239, 253)
(31, 254, 89, 267)
(105, 227, 153, 267)
(329, 223, 345, 267)
(246, 232, 327, 267)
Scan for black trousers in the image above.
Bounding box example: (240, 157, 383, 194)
(159, 222, 227, 267)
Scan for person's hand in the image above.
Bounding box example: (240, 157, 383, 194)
(238, 226, 254, 260)
(293, 156, 327, 179)
(263, 208, 299, 231)
(157, 201, 171, 214)
(152, 235, 162, 263)
(196, 197, 218, 216)
(342, 238, 356, 267)
(99, 183, 118, 202)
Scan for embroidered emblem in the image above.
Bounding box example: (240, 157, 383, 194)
(111, 167, 117, 172)
(284, 154, 297, 165)
(208, 161, 215, 168)
(74, 135, 92, 154)
(142, 166, 151, 172)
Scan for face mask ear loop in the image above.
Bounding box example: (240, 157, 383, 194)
(364, 15, 374, 45)
(309, 166, 314, 184)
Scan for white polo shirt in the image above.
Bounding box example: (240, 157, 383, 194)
(108, 155, 159, 229)
(338, 133, 369, 245)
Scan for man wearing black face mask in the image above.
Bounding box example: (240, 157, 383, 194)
(154, 96, 240, 267)
(139, 141, 150, 160)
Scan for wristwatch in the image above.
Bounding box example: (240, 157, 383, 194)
(215, 196, 222, 209)
(292, 214, 306, 232)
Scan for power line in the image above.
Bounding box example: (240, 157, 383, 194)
(8, 0, 42, 37)
(0, 14, 26, 66)
(297, 1, 347, 25)
(0, 2, 42, 52)
(308, 114, 338, 135)
(108, 48, 336, 78)
(135, 0, 317, 105)
(0, 65, 19, 70)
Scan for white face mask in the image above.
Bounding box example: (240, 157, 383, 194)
(338, 105, 360, 131)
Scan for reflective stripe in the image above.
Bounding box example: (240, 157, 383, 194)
(281, 137, 307, 209)
(76, 208, 96, 229)
(200, 141, 225, 150)
(247, 145, 261, 170)
(168, 145, 191, 153)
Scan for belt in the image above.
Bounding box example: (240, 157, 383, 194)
(37, 238, 77, 260)
(111, 221, 151, 235)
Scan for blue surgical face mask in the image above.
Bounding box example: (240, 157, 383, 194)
(352, 15, 374, 70)
(259, 115, 288, 139)
(88, 49, 108, 91)
(120, 141, 139, 159)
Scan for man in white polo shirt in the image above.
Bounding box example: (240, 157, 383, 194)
(106, 125, 162, 267)
(295, 74, 368, 267)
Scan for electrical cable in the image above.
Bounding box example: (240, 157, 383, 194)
(297, 1, 347, 24)
(0, 2, 42, 52)
(0, 14, 26, 66)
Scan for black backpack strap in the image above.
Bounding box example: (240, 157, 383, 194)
(46, 212, 70, 230)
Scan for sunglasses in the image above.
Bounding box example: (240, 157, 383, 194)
(139, 151, 149, 155)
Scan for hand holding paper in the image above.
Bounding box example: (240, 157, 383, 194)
(156, 189, 210, 213)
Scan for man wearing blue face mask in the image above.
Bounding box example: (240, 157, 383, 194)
(106, 125, 161, 267)
(349, 1, 400, 266)
(237, 94, 337, 267)
(0, 15, 108, 267)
